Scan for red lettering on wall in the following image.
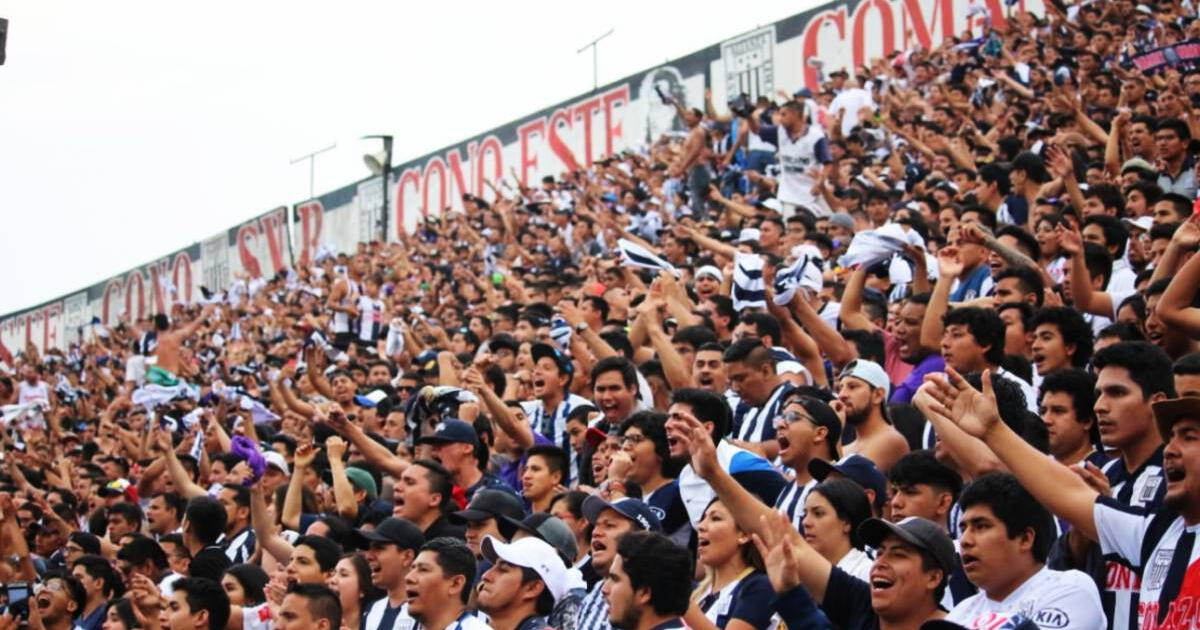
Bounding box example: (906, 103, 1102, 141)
(546, 108, 580, 172)
(173, 253, 194, 305)
(124, 272, 146, 322)
(237, 224, 264, 279)
(602, 86, 630, 156)
(852, 0, 896, 70)
(517, 118, 546, 186)
(102, 279, 123, 325)
(395, 168, 421, 239)
(902, 0, 952, 51)
(801, 9, 847, 91)
(477, 135, 504, 193)
(446, 143, 475, 202)
(260, 210, 287, 273)
(572, 97, 602, 166)
(295, 200, 325, 266)
(422, 157, 448, 218)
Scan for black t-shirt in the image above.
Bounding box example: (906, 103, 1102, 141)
(190, 545, 232, 581)
(424, 515, 466, 541)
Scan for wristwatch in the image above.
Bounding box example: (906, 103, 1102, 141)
(575, 322, 589, 333)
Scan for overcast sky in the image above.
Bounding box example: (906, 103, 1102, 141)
(0, 1, 820, 315)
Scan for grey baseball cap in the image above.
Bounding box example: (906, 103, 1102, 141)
(858, 516, 957, 574)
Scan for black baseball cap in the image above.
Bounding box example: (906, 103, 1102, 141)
(809, 454, 888, 512)
(449, 489, 525, 537)
(858, 516, 957, 574)
(530, 342, 574, 378)
(418, 419, 479, 447)
(581, 495, 661, 532)
(354, 517, 425, 551)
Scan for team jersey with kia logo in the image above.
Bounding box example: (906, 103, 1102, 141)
(945, 566, 1106, 630)
(1095, 496, 1200, 630)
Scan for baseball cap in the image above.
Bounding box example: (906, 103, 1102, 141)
(1152, 396, 1200, 442)
(418, 419, 479, 447)
(503, 512, 578, 565)
(449, 489, 525, 536)
(481, 535, 570, 602)
(344, 467, 378, 500)
(779, 394, 843, 450)
(530, 342, 574, 378)
(858, 516, 957, 574)
(695, 265, 724, 284)
(828, 213, 855, 231)
(808, 454, 888, 511)
(793, 88, 813, 99)
(737, 228, 762, 244)
(581, 495, 661, 532)
(1122, 216, 1154, 233)
(840, 359, 891, 396)
(69, 531, 102, 555)
(1121, 157, 1156, 176)
(263, 451, 290, 477)
(354, 517, 425, 550)
(761, 198, 784, 214)
(99, 478, 138, 503)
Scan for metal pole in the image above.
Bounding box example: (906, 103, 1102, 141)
(289, 143, 337, 200)
(577, 28, 614, 92)
(381, 137, 393, 243)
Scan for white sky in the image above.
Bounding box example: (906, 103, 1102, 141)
(0, 1, 820, 315)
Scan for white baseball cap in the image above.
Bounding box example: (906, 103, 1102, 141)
(737, 228, 762, 244)
(481, 535, 569, 602)
(840, 359, 891, 396)
(263, 451, 290, 476)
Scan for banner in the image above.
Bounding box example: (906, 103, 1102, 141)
(1, 0, 1037, 354)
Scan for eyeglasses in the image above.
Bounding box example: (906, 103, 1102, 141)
(621, 434, 647, 446)
(775, 411, 816, 426)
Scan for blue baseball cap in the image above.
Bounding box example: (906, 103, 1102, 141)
(581, 495, 661, 532)
(809, 454, 888, 511)
(418, 419, 479, 447)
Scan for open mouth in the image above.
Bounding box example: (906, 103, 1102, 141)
(697, 375, 714, 388)
(592, 540, 608, 554)
(1147, 331, 1165, 346)
(869, 575, 895, 593)
(36, 596, 52, 610)
(961, 554, 980, 571)
(777, 435, 791, 450)
(1165, 466, 1186, 482)
(406, 589, 419, 601)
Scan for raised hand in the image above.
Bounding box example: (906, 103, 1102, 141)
(325, 436, 348, 461)
(293, 442, 318, 469)
(751, 511, 806, 594)
(1172, 217, 1200, 250)
(665, 409, 719, 480)
(1056, 224, 1083, 257)
(937, 246, 964, 279)
(918, 368, 1002, 439)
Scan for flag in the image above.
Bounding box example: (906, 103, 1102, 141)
(773, 246, 825, 306)
(617, 239, 678, 276)
(731, 253, 767, 311)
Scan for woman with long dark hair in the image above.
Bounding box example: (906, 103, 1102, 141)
(802, 478, 873, 580)
(683, 499, 776, 630)
(328, 552, 385, 630)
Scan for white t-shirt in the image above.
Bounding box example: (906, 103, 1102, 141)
(836, 547, 874, 582)
(946, 566, 1106, 630)
(17, 380, 49, 405)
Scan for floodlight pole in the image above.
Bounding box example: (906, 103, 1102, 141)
(578, 28, 614, 92)
(363, 135, 394, 242)
(289, 143, 337, 201)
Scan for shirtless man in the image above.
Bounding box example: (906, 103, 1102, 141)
(667, 105, 711, 217)
(151, 306, 215, 383)
(837, 359, 909, 472)
(327, 254, 370, 350)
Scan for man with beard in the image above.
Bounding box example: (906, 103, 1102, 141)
(838, 359, 909, 472)
(602, 532, 690, 630)
(358, 518, 425, 630)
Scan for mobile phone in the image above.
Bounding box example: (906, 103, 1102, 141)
(5, 582, 29, 619)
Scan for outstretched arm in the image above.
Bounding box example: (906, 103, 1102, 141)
(918, 368, 1099, 539)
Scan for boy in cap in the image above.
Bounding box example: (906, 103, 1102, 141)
(449, 489, 525, 559)
(359, 517, 426, 630)
(478, 535, 570, 630)
(574, 496, 662, 630)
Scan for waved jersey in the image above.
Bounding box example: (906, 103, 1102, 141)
(679, 440, 787, 526)
(946, 566, 1107, 630)
(1094, 496, 1200, 630)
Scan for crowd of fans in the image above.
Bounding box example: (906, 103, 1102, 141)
(7, 3, 1200, 630)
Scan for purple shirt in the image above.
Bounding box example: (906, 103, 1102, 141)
(890, 353, 944, 404)
(499, 431, 555, 493)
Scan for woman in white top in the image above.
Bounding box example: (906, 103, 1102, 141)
(683, 499, 777, 630)
(802, 478, 874, 581)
